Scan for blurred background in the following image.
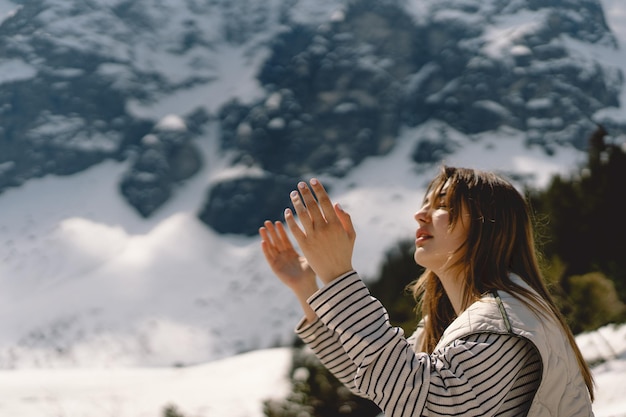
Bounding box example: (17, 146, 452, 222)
(0, 0, 625, 416)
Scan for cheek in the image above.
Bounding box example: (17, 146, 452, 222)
(450, 222, 470, 246)
(451, 230, 468, 247)
(432, 212, 451, 230)
(440, 215, 468, 244)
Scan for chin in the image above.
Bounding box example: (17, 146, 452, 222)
(413, 251, 426, 268)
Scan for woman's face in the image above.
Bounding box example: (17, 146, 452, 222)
(413, 183, 469, 274)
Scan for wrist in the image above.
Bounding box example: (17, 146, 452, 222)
(318, 267, 354, 284)
(292, 282, 319, 302)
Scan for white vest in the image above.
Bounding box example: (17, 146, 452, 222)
(433, 275, 594, 416)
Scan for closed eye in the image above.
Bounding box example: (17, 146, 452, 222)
(436, 192, 448, 209)
(423, 192, 448, 209)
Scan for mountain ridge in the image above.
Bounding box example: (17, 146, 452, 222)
(0, 0, 624, 367)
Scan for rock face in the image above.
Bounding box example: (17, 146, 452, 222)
(204, 0, 622, 234)
(0, 0, 622, 232)
(120, 116, 203, 217)
(198, 175, 299, 236)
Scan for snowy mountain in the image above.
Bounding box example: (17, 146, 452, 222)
(1, 0, 623, 225)
(0, 0, 625, 374)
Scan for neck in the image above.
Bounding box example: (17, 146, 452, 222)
(436, 269, 467, 316)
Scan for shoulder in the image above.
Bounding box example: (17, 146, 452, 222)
(436, 287, 549, 351)
(438, 332, 540, 364)
(437, 293, 510, 346)
(431, 332, 541, 387)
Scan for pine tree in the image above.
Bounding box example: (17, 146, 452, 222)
(530, 124, 626, 317)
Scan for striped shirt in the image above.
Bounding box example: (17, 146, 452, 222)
(296, 271, 541, 417)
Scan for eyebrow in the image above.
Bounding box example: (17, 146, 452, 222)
(424, 192, 447, 204)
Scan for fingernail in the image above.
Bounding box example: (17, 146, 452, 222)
(284, 208, 291, 217)
(310, 178, 319, 185)
(290, 190, 298, 198)
(298, 181, 306, 189)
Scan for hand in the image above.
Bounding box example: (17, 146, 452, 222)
(284, 179, 356, 284)
(259, 220, 318, 297)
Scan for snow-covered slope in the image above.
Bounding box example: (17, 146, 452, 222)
(0, 0, 624, 372)
(0, 0, 624, 368)
(0, 324, 624, 417)
(0, 347, 293, 417)
(0, 120, 589, 368)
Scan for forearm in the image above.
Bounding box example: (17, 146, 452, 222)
(308, 271, 432, 416)
(296, 316, 365, 397)
(295, 290, 318, 325)
(291, 282, 318, 324)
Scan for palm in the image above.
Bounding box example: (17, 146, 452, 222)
(260, 221, 316, 290)
(268, 248, 315, 286)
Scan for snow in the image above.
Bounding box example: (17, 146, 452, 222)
(590, 0, 626, 125)
(125, 43, 269, 119)
(0, 59, 37, 85)
(155, 115, 187, 131)
(0, 348, 292, 417)
(482, 9, 549, 60)
(0, 0, 625, 416)
(0, 116, 614, 416)
(0, 330, 623, 417)
(287, 0, 349, 26)
(0, 0, 20, 25)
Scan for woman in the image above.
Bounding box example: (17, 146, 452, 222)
(259, 166, 594, 417)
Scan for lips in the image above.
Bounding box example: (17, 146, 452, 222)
(415, 229, 432, 244)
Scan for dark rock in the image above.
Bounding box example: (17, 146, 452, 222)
(198, 175, 301, 236)
(119, 126, 203, 217)
(412, 139, 454, 164)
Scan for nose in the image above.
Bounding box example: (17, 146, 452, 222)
(414, 204, 430, 223)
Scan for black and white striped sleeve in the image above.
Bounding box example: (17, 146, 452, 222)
(296, 316, 363, 396)
(426, 333, 541, 416)
(296, 271, 541, 417)
(300, 271, 432, 414)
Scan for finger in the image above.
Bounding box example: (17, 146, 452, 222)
(310, 178, 338, 223)
(335, 203, 356, 241)
(284, 207, 306, 246)
(259, 224, 271, 245)
(260, 240, 277, 264)
(297, 181, 325, 225)
(275, 221, 294, 250)
(259, 226, 277, 258)
(261, 220, 279, 244)
(290, 189, 313, 230)
(264, 220, 283, 250)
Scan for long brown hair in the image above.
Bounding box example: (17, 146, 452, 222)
(409, 165, 594, 401)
